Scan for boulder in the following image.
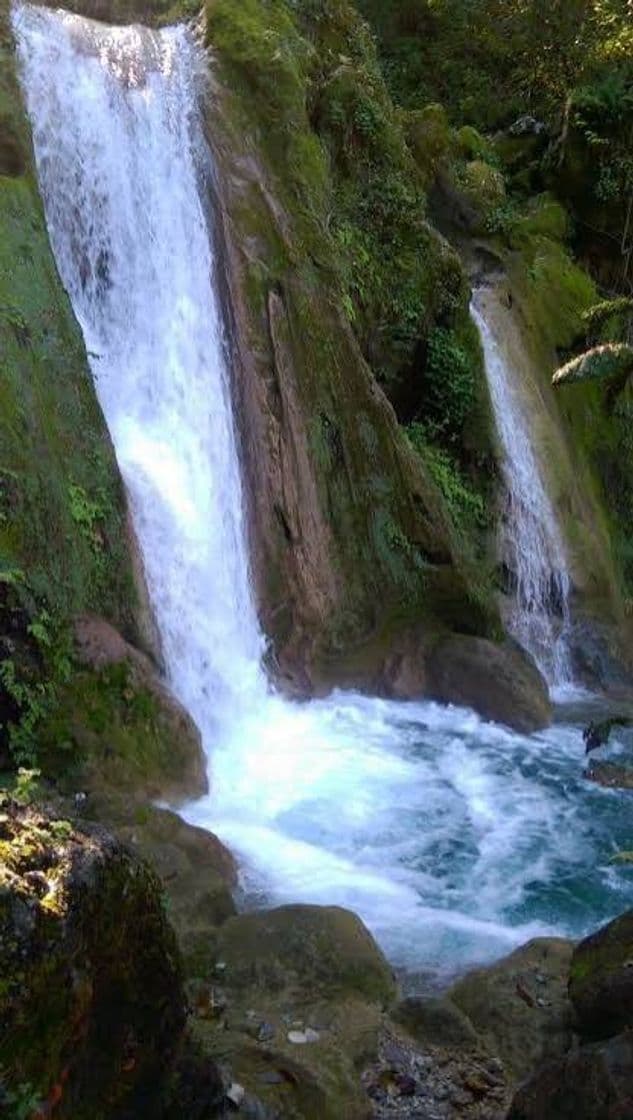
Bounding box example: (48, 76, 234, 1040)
(215, 904, 397, 1008)
(0, 801, 188, 1118)
(38, 614, 208, 803)
(392, 995, 479, 1050)
(427, 635, 552, 733)
(507, 1031, 633, 1120)
(449, 937, 575, 1081)
(569, 909, 633, 1039)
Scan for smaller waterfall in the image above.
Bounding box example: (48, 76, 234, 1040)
(472, 288, 572, 688)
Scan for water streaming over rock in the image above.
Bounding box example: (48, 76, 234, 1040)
(14, 4, 629, 982)
(472, 289, 573, 689)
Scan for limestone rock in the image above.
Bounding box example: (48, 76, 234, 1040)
(427, 635, 552, 733)
(569, 909, 633, 1039)
(449, 937, 575, 1081)
(0, 801, 187, 1118)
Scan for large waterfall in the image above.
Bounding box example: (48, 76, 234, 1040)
(472, 289, 573, 689)
(14, 4, 629, 982)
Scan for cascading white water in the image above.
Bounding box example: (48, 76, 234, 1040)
(14, 4, 630, 983)
(472, 289, 573, 689)
(13, 5, 267, 745)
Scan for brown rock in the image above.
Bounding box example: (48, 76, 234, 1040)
(427, 635, 552, 732)
(507, 1031, 633, 1120)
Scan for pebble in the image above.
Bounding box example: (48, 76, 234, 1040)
(287, 1027, 320, 1045)
(226, 1082, 245, 1108)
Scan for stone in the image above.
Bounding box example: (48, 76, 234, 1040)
(392, 996, 479, 1050)
(0, 801, 190, 1118)
(507, 1031, 633, 1119)
(427, 635, 552, 733)
(449, 937, 575, 1080)
(78, 794, 237, 975)
(227, 1082, 246, 1107)
(569, 909, 633, 1039)
(215, 904, 397, 1007)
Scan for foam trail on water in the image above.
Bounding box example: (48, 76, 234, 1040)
(15, 4, 630, 981)
(472, 289, 573, 688)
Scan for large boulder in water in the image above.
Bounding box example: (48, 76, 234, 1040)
(426, 635, 552, 732)
(507, 1031, 633, 1120)
(0, 801, 192, 1118)
(569, 909, 633, 1039)
(448, 938, 575, 1081)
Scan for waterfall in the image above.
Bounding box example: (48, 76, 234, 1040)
(14, 4, 628, 979)
(472, 289, 573, 689)
(13, 4, 268, 747)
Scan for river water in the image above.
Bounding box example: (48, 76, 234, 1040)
(14, 3, 632, 984)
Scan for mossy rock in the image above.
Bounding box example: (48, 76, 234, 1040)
(216, 904, 397, 1008)
(78, 793, 238, 975)
(449, 938, 575, 1082)
(402, 103, 451, 187)
(569, 910, 633, 1040)
(0, 2, 138, 630)
(36, 616, 207, 802)
(0, 801, 186, 1118)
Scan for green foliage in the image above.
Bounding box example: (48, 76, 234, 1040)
(421, 327, 477, 441)
(407, 423, 487, 535)
(8, 767, 41, 807)
(0, 1080, 42, 1120)
(0, 606, 72, 768)
(553, 342, 633, 386)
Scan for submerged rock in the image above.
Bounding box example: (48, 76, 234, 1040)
(0, 801, 187, 1118)
(569, 909, 633, 1039)
(427, 635, 552, 733)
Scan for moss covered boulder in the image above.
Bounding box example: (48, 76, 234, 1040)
(427, 635, 552, 732)
(449, 938, 575, 1082)
(37, 615, 207, 802)
(569, 910, 633, 1040)
(78, 793, 238, 974)
(0, 801, 187, 1118)
(216, 904, 396, 1008)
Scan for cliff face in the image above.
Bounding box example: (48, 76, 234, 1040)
(202, 0, 503, 691)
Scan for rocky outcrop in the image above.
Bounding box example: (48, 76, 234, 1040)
(569, 909, 633, 1040)
(78, 792, 238, 974)
(427, 635, 552, 733)
(0, 802, 194, 1119)
(36, 615, 208, 803)
(449, 937, 575, 1081)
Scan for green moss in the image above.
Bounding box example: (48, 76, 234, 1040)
(207, 0, 501, 660)
(0, 4, 140, 774)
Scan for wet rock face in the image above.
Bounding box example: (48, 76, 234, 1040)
(426, 635, 552, 733)
(569, 909, 633, 1040)
(0, 802, 186, 1118)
